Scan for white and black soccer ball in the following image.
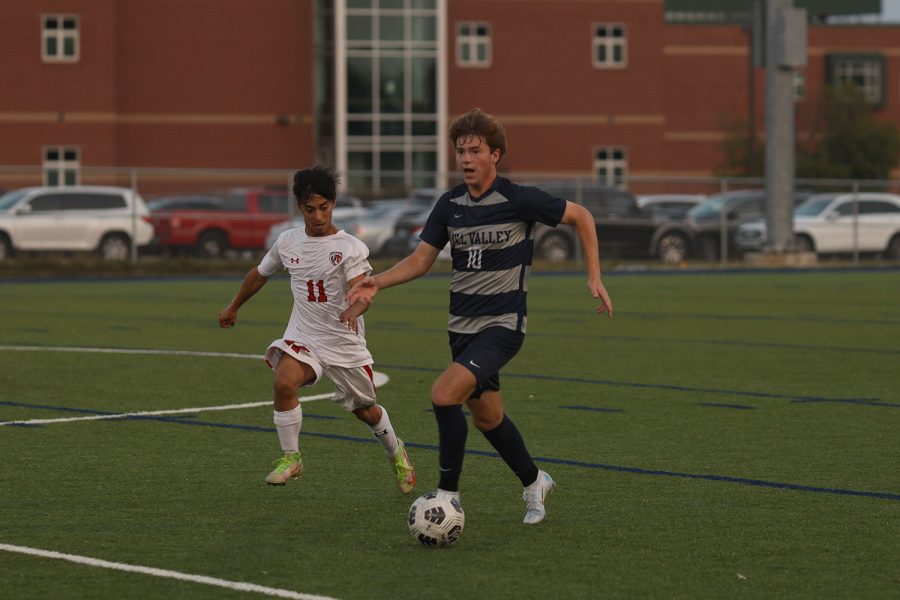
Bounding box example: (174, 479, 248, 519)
(407, 491, 465, 547)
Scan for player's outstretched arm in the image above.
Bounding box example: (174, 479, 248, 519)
(347, 241, 440, 306)
(218, 267, 269, 328)
(560, 201, 613, 317)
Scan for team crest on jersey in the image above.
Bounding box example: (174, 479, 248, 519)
(329, 251, 343, 265)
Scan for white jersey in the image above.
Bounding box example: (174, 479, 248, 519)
(259, 227, 373, 368)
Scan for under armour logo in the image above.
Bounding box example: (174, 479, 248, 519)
(289, 257, 300, 264)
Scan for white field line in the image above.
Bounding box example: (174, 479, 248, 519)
(0, 543, 340, 600)
(0, 345, 389, 427)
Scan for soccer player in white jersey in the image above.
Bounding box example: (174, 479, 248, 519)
(350, 109, 612, 525)
(218, 166, 416, 493)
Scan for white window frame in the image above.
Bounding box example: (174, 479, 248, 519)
(592, 23, 627, 69)
(456, 21, 491, 68)
(593, 146, 627, 188)
(42, 14, 80, 63)
(834, 58, 882, 104)
(43, 146, 81, 187)
(793, 70, 806, 102)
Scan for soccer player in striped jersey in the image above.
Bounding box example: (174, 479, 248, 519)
(218, 166, 416, 494)
(348, 108, 612, 524)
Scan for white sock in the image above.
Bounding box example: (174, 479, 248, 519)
(368, 405, 400, 457)
(273, 405, 302, 454)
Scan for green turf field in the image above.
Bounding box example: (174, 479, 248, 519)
(1, 269, 898, 599)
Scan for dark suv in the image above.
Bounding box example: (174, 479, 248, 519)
(532, 182, 692, 263)
(685, 189, 812, 260)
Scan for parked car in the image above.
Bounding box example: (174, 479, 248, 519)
(735, 193, 900, 258)
(684, 189, 813, 260)
(356, 201, 424, 256)
(533, 182, 697, 263)
(264, 206, 366, 251)
(0, 186, 155, 261)
(147, 188, 296, 257)
(380, 182, 690, 263)
(636, 194, 705, 219)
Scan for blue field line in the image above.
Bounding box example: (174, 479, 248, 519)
(561, 405, 624, 413)
(5, 403, 898, 502)
(698, 402, 755, 410)
(378, 364, 899, 408)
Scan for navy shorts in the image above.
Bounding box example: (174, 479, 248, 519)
(449, 326, 525, 398)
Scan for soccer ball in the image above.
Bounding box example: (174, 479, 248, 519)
(407, 491, 465, 547)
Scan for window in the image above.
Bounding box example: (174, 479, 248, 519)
(593, 147, 627, 187)
(43, 147, 80, 186)
(42, 14, 80, 63)
(826, 53, 885, 105)
(592, 24, 627, 68)
(457, 22, 491, 67)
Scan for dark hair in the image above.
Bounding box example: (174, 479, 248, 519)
(448, 108, 507, 163)
(293, 166, 339, 206)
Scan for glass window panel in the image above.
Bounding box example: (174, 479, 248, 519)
(46, 37, 58, 56)
(348, 152, 373, 189)
(412, 0, 435, 8)
(347, 15, 372, 41)
(597, 149, 608, 160)
(412, 152, 437, 187)
(47, 171, 59, 186)
(46, 148, 60, 160)
(459, 24, 470, 36)
(381, 151, 406, 190)
(63, 18, 77, 29)
(412, 16, 436, 41)
(380, 121, 405, 135)
(460, 44, 470, 63)
(381, 0, 404, 8)
(612, 26, 624, 37)
(613, 45, 622, 63)
(347, 0, 372, 8)
(347, 57, 373, 113)
(64, 38, 76, 57)
(411, 57, 436, 113)
(476, 45, 487, 62)
(348, 120, 373, 135)
(596, 26, 607, 37)
(63, 149, 77, 160)
(412, 120, 437, 135)
(45, 17, 59, 29)
(379, 56, 405, 113)
(379, 15, 404, 41)
(597, 45, 606, 63)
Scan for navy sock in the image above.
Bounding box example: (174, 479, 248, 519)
(482, 415, 539, 487)
(433, 404, 468, 492)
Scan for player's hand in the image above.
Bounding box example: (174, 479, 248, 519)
(589, 278, 613, 318)
(347, 277, 379, 305)
(218, 307, 238, 328)
(338, 308, 360, 333)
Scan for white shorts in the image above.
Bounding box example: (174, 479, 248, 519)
(265, 339, 377, 411)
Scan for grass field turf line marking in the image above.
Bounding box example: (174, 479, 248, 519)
(0, 543, 340, 600)
(0, 394, 333, 427)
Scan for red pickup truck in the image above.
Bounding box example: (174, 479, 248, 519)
(147, 188, 293, 257)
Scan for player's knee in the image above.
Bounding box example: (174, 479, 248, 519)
(273, 378, 297, 402)
(431, 384, 464, 407)
(471, 409, 502, 431)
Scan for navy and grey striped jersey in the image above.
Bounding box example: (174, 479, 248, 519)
(419, 177, 566, 335)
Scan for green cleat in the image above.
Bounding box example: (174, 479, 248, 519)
(266, 452, 303, 485)
(392, 439, 417, 494)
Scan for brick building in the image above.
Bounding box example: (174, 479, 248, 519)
(0, 0, 897, 196)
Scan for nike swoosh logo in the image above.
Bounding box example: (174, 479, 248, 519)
(469, 360, 481, 368)
(454, 213, 462, 218)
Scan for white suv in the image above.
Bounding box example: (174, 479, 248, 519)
(735, 192, 900, 258)
(0, 186, 155, 261)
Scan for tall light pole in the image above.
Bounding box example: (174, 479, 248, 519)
(764, 0, 807, 253)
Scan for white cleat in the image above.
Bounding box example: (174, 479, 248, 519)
(522, 470, 555, 524)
